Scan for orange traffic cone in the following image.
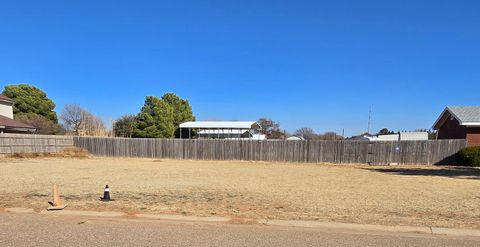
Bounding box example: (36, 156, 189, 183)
(47, 183, 67, 210)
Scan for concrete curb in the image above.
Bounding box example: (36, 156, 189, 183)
(5, 207, 36, 214)
(263, 219, 432, 235)
(39, 209, 125, 217)
(432, 227, 480, 237)
(136, 213, 230, 222)
(5, 208, 480, 237)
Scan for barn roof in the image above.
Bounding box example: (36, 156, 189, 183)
(179, 121, 260, 129)
(433, 106, 480, 129)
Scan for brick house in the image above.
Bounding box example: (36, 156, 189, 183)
(433, 106, 480, 147)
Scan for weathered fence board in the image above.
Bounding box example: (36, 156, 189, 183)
(0, 133, 466, 165)
(0, 134, 74, 154)
(73, 137, 466, 165)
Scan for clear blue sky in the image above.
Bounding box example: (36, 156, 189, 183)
(1, 1, 479, 136)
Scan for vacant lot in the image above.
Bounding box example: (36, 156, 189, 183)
(1, 157, 479, 229)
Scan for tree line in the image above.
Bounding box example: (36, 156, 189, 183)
(4, 84, 432, 140)
(113, 94, 195, 138)
(256, 118, 344, 140)
(1, 84, 194, 138)
(0, 84, 345, 139)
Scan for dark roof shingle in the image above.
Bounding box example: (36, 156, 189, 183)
(0, 94, 14, 104)
(0, 115, 36, 129)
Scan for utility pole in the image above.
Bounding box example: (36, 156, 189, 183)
(367, 106, 372, 134)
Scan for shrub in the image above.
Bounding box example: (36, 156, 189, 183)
(458, 147, 480, 167)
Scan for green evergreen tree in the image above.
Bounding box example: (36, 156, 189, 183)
(161, 93, 195, 138)
(133, 96, 175, 138)
(2, 84, 64, 134)
(2, 84, 58, 122)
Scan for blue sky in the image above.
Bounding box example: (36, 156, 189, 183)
(1, 1, 479, 136)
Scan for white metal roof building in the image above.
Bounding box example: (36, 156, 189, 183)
(198, 129, 246, 135)
(364, 132, 428, 141)
(178, 121, 262, 139)
(286, 136, 305, 141)
(179, 121, 260, 129)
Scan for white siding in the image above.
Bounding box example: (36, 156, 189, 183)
(367, 132, 429, 141)
(0, 104, 13, 119)
(400, 132, 429, 141)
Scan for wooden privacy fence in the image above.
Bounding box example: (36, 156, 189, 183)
(0, 134, 74, 154)
(73, 137, 466, 165)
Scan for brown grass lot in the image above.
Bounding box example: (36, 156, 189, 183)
(1, 157, 480, 229)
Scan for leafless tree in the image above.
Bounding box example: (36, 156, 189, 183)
(257, 118, 285, 139)
(60, 104, 83, 135)
(317, 131, 344, 140)
(16, 113, 65, 135)
(293, 127, 318, 140)
(81, 111, 108, 136)
(60, 104, 108, 136)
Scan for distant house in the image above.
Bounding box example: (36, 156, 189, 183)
(348, 132, 428, 141)
(433, 106, 480, 146)
(398, 132, 429, 141)
(0, 94, 36, 134)
(366, 132, 428, 141)
(347, 133, 375, 141)
(369, 132, 428, 141)
(179, 121, 265, 140)
(370, 134, 400, 141)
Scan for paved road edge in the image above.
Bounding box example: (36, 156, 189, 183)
(4, 207, 480, 237)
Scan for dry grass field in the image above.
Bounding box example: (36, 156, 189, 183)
(1, 157, 479, 229)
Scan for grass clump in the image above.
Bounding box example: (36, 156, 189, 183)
(7, 147, 90, 159)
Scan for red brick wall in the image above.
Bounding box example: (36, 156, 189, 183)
(437, 117, 467, 139)
(467, 128, 480, 147)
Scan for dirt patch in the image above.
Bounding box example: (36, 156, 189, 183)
(0, 157, 479, 229)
